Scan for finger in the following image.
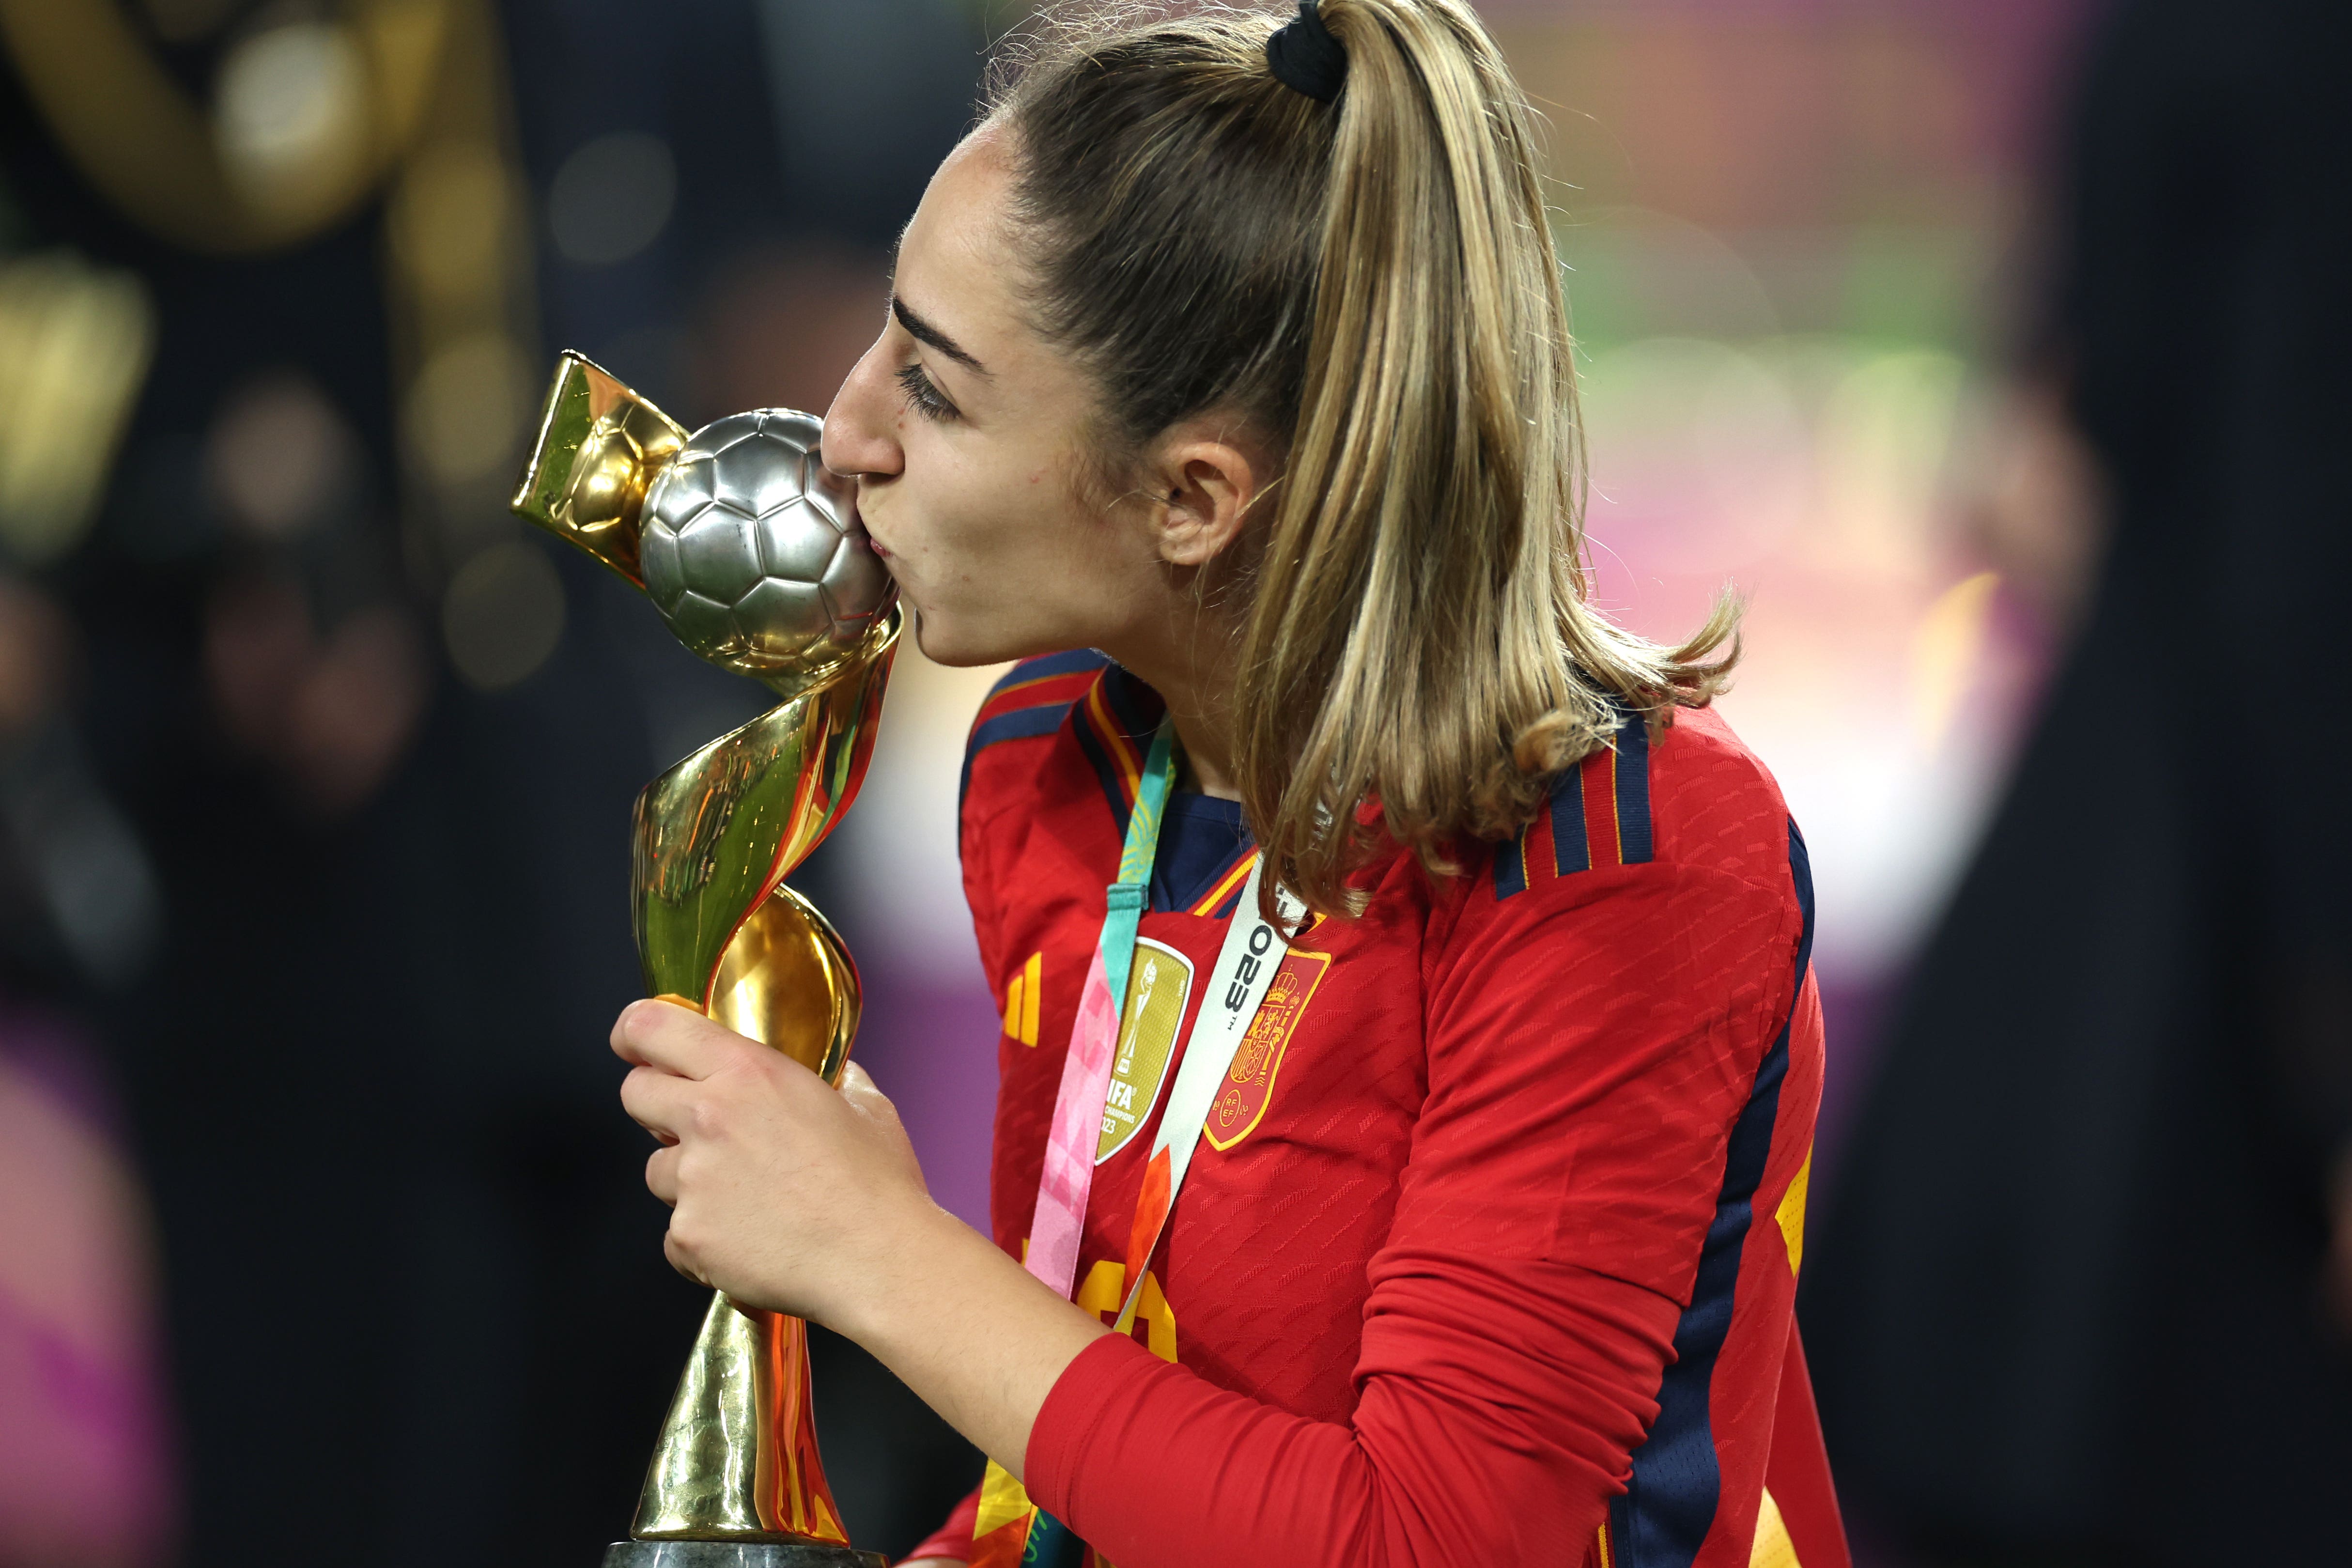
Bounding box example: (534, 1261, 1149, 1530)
(608, 994, 707, 1059)
(646, 1144, 680, 1207)
(609, 995, 708, 1063)
(611, 996, 741, 1077)
(664, 1226, 711, 1288)
(619, 1064, 695, 1144)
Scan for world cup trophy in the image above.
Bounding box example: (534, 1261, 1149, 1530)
(513, 353, 895, 1568)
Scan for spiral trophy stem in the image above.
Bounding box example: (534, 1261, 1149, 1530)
(515, 354, 895, 1568)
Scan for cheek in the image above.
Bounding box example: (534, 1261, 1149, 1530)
(905, 461, 1136, 651)
(902, 437, 1046, 556)
(933, 473, 1064, 583)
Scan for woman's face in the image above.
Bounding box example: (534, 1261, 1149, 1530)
(821, 130, 1169, 669)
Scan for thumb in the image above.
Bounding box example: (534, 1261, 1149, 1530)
(836, 1063, 928, 1189)
(837, 1061, 895, 1118)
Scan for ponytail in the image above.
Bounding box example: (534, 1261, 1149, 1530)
(996, 1, 1736, 920)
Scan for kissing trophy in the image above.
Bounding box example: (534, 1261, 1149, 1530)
(513, 353, 897, 1568)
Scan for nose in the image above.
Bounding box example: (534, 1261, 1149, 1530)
(820, 336, 904, 483)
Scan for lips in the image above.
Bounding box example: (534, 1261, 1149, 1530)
(854, 503, 893, 560)
(841, 507, 902, 616)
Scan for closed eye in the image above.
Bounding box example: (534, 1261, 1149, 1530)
(895, 361, 959, 422)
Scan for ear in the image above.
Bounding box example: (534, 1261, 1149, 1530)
(1144, 420, 1268, 568)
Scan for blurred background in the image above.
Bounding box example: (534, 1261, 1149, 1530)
(1, 1, 2345, 1567)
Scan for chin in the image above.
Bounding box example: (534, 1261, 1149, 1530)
(910, 610, 1050, 670)
(906, 609, 984, 668)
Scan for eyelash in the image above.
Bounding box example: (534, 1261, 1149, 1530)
(895, 362, 959, 422)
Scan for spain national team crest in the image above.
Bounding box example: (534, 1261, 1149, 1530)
(1204, 949, 1330, 1151)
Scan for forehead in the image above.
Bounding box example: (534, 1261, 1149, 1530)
(896, 132, 1021, 328)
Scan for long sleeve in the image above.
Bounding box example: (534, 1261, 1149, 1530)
(1023, 857, 1806, 1568)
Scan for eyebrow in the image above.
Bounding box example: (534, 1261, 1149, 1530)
(891, 295, 990, 377)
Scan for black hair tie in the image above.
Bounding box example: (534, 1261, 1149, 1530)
(1266, 0, 1346, 104)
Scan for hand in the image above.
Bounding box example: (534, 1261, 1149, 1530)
(616, 997, 1112, 1481)
(614, 997, 935, 1329)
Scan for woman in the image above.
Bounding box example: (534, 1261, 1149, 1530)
(612, 4, 1844, 1565)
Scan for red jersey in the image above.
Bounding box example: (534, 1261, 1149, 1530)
(907, 652, 1846, 1568)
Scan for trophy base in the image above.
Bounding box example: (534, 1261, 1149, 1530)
(602, 1543, 885, 1568)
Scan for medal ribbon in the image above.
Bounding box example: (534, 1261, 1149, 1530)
(978, 734, 1302, 1568)
(1019, 718, 1177, 1301)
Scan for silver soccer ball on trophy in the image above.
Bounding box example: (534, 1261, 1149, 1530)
(638, 409, 894, 679)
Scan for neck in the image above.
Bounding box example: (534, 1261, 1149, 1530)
(1165, 691, 1239, 802)
(1106, 616, 1240, 803)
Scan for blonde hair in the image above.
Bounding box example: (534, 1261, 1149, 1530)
(995, 1, 1736, 919)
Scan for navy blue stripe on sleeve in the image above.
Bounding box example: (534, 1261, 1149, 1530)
(1607, 821, 1812, 1566)
(1614, 714, 1654, 866)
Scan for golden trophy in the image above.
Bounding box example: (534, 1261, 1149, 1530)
(514, 353, 896, 1568)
